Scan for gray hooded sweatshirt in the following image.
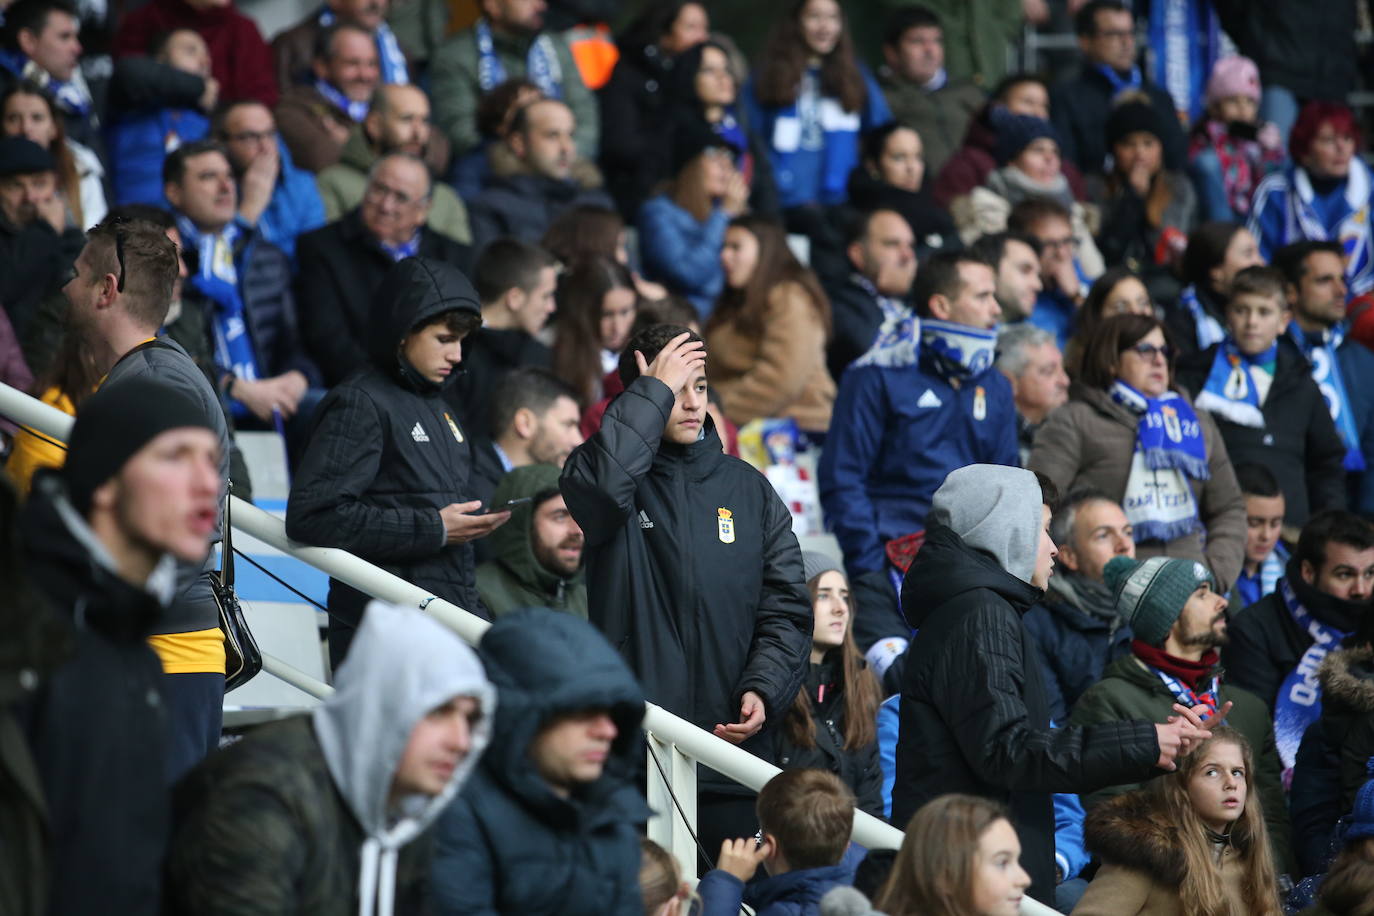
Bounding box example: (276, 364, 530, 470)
(927, 463, 1045, 583)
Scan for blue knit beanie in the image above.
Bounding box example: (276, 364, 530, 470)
(991, 107, 1060, 166)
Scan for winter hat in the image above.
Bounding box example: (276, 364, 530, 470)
(669, 113, 738, 177)
(1105, 99, 1169, 150)
(63, 378, 215, 514)
(1205, 55, 1262, 107)
(991, 107, 1059, 167)
(929, 465, 1044, 585)
(0, 136, 53, 178)
(802, 550, 843, 585)
(1343, 757, 1374, 841)
(1103, 555, 1215, 646)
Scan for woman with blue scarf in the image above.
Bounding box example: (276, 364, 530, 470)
(1029, 313, 1247, 591)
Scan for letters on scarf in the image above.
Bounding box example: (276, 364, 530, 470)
(176, 214, 259, 417)
(475, 18, 563, 99)
(1290, 322, 1366, 471)
(318, 7, 409, 85)
(1147, 0, 1221, 123)
(1194, 339, 1274, 429)
(1110, 380, 1209, 542)
(1273, 578, 1350, 778)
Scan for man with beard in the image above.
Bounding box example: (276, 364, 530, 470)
(973, 230, 1043, 324)
(477, 463, 586, 618)
(1069, 553, 1294, 870)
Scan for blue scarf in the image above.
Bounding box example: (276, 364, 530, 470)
(1110, 380, 1209, 542)
(474, 18, 562, 99)
(1273, 578, 1350, 776)
(0, 50, 92, 117)
(314, 78, 369, 122)
(1147, 0, 1221, 123)
(1177, 284, 1227, 351)
(850, 275, 919, 370)
(1194, 339, 1275, 429)
(318, 7, 409, 85)
(1234, 542, 1288, 609)
(381, 232, 420, 262)
(1289, 322, 1366, 471)
(176, 214, 259, 418)
(919, 318, 997, 379)
(1094, 62, 1142, 96)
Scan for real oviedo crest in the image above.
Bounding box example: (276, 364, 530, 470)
(1161, 404, 1183, 443)
(717, 508, 735, 544)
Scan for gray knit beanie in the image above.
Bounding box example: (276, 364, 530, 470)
(1103, 555, 1215, 645)
(802, 551, 843, 585)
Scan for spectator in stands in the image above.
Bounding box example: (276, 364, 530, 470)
(272, 0, 412, 91)
(561, 324, 811, 861)
(1299, 784, 1374, 915)
(0, 0, 97, 154)
(163, 141, 323, 448)
(1048, 0, 1187, 178)
(1168, 221, 1265, 358)
(639, 840, 693, 916)
(432, 609, 648, 913)
(468, 98, 613, 250)
(114, 0, 278, 108)
(1230, 463, 1290, 609)
(1074, 728, 1283, 915)
(1224, 511, 1374, 769)
(821, 207, 916, 384)
(448, 76, 542, 201)
(1251, 102, 1374, 297)
(550, 255, 636, 407)
(769, 554, 882, 816)
(637, 118, 748, 317)
(875, 6, 984, 179)
(476, 463, 586, 618)
(104, 28, 214, 207)
(470, 367, 582, 511)
(0, 137, 80, 345)
(213, 100, 325, 261)
(598, 1, 709, 217)
(842, 123, 958, 262)
(706, 215, 835, 433)
(1275, 240, 1374, 515)
(1064, 267, 1158, 377)
(972, 229, 1041, 325)
(875, 795, 1032, 916)
(995, 323, 1067, 465)
(1, 82, 103, 230)
(1022, 489, 1134, 723)
(542, 203, 667, 301)
(430, 0, 598, 161)
(294, 152, 471, 387)
(1176, 266, 1346, 533)
(315, 83, 466, 242)
(697, 769, 858, 915)
(1030, 313, 1246, 589)
(287, 257, 506, 667)
(19, 379, 220, 915)
(891, 464, 1190, 906)
(166, 602, 491, 913)
(1187, 55, 1286, 223)
(910, 0, 1035, 90)
(275, 22, 383, 173)
(744, 0, 890, 220)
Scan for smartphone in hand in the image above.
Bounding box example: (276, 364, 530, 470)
(480, 496, 532, 515)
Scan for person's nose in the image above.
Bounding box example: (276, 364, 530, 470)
(683, 387, 703, 411)
(1351, 574, 1372, 601)
(446, 715, 472, 755)
(195, 454, 220, 497)
(590, 713, 617, 741)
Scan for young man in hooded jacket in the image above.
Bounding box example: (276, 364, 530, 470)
(165, 601, 494, 914)
(287, 257, 510, 667)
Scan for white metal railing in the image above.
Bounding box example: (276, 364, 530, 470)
(0, 381, 1060, 915)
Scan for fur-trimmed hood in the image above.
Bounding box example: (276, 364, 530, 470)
(1318, 644, 1374, 713)
(1084, 792, 1192, 885)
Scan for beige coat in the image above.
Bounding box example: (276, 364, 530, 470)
(705, 281, 835, 433)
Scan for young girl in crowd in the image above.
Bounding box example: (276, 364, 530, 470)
(1187, 55, 1286, 223)
(846, 123, 958, 258)
(1073, 726, 1282, 915)
(774, 553, 883, 816)
(638, 838, 695, 916)
(550, 256, 638, 408)
(874, 793, 1032, 916)
(1169, 221, 1266, 357)
(1, 81, 105, 230)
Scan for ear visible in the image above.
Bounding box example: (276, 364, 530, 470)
(846, 241, 865, 273)
(16, 29, 37, 60)
(927, 293, 953, 322)
(512, 406, 537, 440)
(1278, 307, 1292, 334)
(311, 57, 329, 83)
(505, 287, 527, 314)
(508, 132, 528, 160)
(1058, 544, 1080, 573)
(164, 181, 184, 211)
(1300, 559, 1316, 586)
(90, 477, 119, 513)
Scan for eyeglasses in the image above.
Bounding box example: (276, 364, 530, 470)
(1040, 236, 1079, 253)
(1125, 342, 1171, 362)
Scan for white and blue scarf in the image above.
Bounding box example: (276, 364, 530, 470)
(1194, 339, 1275, 429)
(1177, 284, 1227, 351)
(1290, 322, 1366, 471)
(1273, 578, 1350, 776)
(0, 50, 92, 117)
(176, 214, 259, 417)
(318, 7, 409, 85)
(851, 275, 919, 370)
(919, 318, 997, 379)
(1261, 160, 1374, 296)
(314, 78, 370, 122)
(474, 18, 562, 99)
(1111, 380, 1209, 542)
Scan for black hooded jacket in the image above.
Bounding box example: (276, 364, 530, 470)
(560, 375, 812, 790)
(891, 525, 1160, 905)
(286, 258, 488, 631)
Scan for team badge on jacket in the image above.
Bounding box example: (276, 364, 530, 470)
(717, 507, 735, 544)
(973, 386, 987, 421)
(444, 412, 464, 443)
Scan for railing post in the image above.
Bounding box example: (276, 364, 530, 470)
(645, 732, 699, 882)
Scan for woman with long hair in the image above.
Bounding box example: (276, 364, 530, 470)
(1, 81, 106, 230)
(775, 554, 883, 816)
(744, 0, 890, 217)
(846, 122, 958, 257)
(550, 256, 637, 408)
(1063, 266, 1157, 377)
(1073, 727, 1282, 915)
(1168, 221, 1264, 358)
(541, 204, 667, 302)
(706, 214, 835, 433)
(874, 793, 1032, 916)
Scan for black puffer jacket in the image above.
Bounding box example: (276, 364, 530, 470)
(598, 37, 677, 219)
(561, 376, 812, 790)
(891, 525, 1160, 906)
(286, 257, 488, 638)
(1213, 0, 1358, 102)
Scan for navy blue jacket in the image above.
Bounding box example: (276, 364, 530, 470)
(817, 348, 1019, 574)
(1022, 575, 1134, 725)
(698, 863, 853, 916)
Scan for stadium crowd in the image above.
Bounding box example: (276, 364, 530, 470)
(7, 0, 1374, 913)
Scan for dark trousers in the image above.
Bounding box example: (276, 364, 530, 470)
(161, 671, 224, 784)
(696, 790, 761, 877)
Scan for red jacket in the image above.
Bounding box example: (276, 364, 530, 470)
(115, 0, 278, 107)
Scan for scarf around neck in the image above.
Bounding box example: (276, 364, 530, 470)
(318, 7, 409, 85)
(1133, 640, 1219, 690)
(315, 78, 369, 122)
(176, 214, 259, 417)
(986, 165, 1076, 211)
(1289, 322, 1366, 471)
(1194, 339, 1276, 429)
(475, 18, 562, 99)
(0, 50, 92, 117)
(1177, 283, 1227, 351)
(1273, 576, 1353, 774)
(851, 274, 919, 370)
(1110, 379, 1209, 542)
(920, 318, 997, 379)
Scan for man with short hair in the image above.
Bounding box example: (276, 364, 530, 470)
(822, 207, 918, 382)
(272, 0, 411, 91)
(214, 100, 325, 260)
(295, 152, 471, 386)
(477, 463, 587, 618)
(1049, 0, 1188, 177)
(1009, 197, 1092, 349)
(475, 361, 580, 474)
(469, 97, 613, 249)
(20, 378, 221, 915)
(430, 0, 599, 159)
(277, 22, 383, 173)
(432, 608, 649, 912)
(973, 230, 1043, 324)
(0, 136, 78, 344)
(1231, 462, 1289, 609)
(316, 83, 467, 241)
(995, 323, 1068, 465)
(876, 6, 985, 177)
(1023, 489, 1135, 722)
(0, 0, 97, 150)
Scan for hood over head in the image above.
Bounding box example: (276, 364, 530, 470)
(928, 464, 1044, 584)
(486, 463, 579, 591)
(366, 256, 481, 388)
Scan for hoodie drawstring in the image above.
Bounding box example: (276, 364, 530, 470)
(357, 831, 410, 916)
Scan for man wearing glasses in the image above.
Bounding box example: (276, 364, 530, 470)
(1009, 196, 1095, 352)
